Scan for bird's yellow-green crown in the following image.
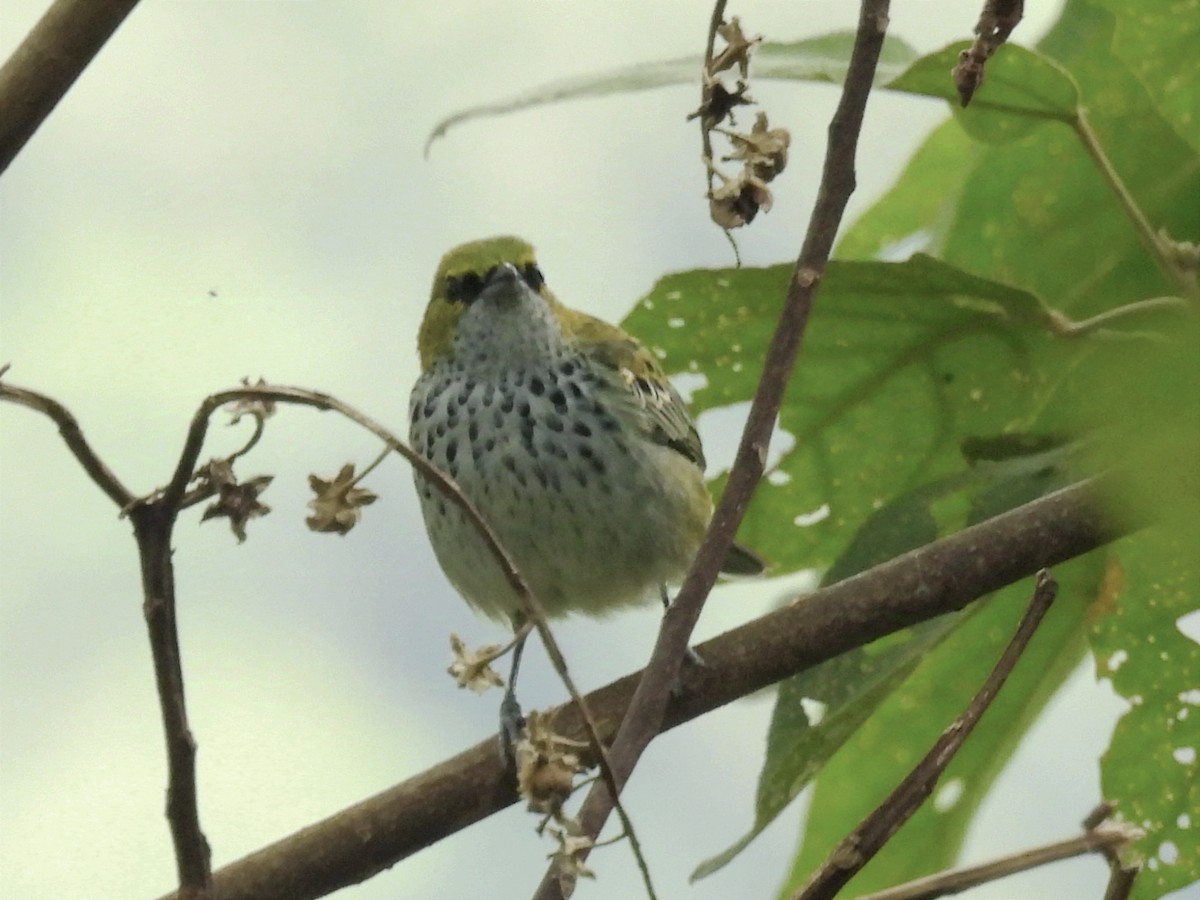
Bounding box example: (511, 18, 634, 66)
(418, 235, 545, 371)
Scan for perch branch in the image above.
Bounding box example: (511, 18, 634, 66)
(159, 478, 1127, 900)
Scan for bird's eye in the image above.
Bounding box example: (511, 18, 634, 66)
(445, 272, 484, 304)
(521, 263, 545, 291)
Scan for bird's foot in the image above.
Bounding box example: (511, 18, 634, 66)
(499, 689, 527, 772)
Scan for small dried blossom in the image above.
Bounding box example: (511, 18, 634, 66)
(447, 633, 506, 694)
(198, 459, 273, 543)
(547, 824, 596, 892)
(722, 111, 790, 181)
(225, 377, 276, 425)
(708, 168, 774, 229)
(306, 463, 378, 535)
(709, 16, 760, 78)
(514, 711, 588, 816)
(688, 75, 754, 130)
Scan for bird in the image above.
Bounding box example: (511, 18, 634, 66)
(409, 235, 763, 746)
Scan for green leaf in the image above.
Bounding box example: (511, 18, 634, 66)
(425, 32, 917, 151)
(625, 256, 1072, 575)
(1093, 528, 1200, 900)
(692, 474, 955, 880)
(1080, 317, 1200, 899)
(1091, 0, 1200, 154)
(836, 119, 976, 261)
(694, 613, 958, 882)
(777, 556, 1103, 896)
(694, 446, 1081, 880)
(752, 32, 919, 85)
(887, 44, 1080, 143)
(936, 10, 1200, 318)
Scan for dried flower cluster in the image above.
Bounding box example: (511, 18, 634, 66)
(193, 380, 380, 543)
(225, 376, 276, 426)
(197, 458, 273, 543)
(514, 711, 589, 818)
(514, 711, 598, 893)
(690, 17, 791, 229)
(306, 463, 378, 535)
(446, 632, 507, 693)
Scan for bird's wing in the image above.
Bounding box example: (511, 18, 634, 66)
(567, 310, 706, 471)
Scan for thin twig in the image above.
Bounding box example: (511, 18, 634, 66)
(854, 819, 1140, 900)
(2, 377, 213, 893)
(349, 443, 391, 485)
(1072, 109, 1199, 302)
(1090, 801, 1141, 900)
(527, 7, 895, 894)
(0, 0, 143, 174)
(2, 377, 648, 896)
(953, 0, 1024, 106)
(0, 376, 135, 507)
(699, 0, 729, 191)
(790, 569, 1060, 900)
(224, 415, 265, 465)
(159, 479, 1128, 900)
(1101, 863, 1138, 900)
(1050, 295, 1188, 339)
(1, 378, 212, 894)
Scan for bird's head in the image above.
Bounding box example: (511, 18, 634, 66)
(417, 236, 566, 372)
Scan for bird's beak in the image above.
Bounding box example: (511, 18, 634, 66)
(481, 262, 525, 306)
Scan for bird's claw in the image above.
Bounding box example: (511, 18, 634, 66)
(499, 690, 527, 772)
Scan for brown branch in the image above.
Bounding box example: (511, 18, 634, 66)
(953, 0, 1024, 106)
(0, 375, 135, 507)
(158, 478, 1126, 900)
(1102, 863, 1138, 900)
(129, 502, 212, 896)
(0, 377, 211, 893)
(853, 812, 1141, 900)
(698, 0, 729, 191)
(0, 0, 143, 174)
(790, 568, 1060, 900)
(531, 3, 893, 896)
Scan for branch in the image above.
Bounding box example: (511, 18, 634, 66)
(159, 479, 1126, 900)
(1, 373, 211, 892)
(953, 0, 1024, 106)
(0, 0, 142, 174)
(854, 811, 1141, 900)
(790, 569, 1059, 899)
(1072, 109, 1200, 302)
(129, 502, 212, 895)
(531, 3, 894, 895)
(0, 374, 135, 507)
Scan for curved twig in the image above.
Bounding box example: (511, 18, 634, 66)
(0, 376, 135, 508)
(166, 384, 648, 885)
(531, 4, 894, 896)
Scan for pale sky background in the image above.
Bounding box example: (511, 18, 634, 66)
(0, 2, 1138, 899)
